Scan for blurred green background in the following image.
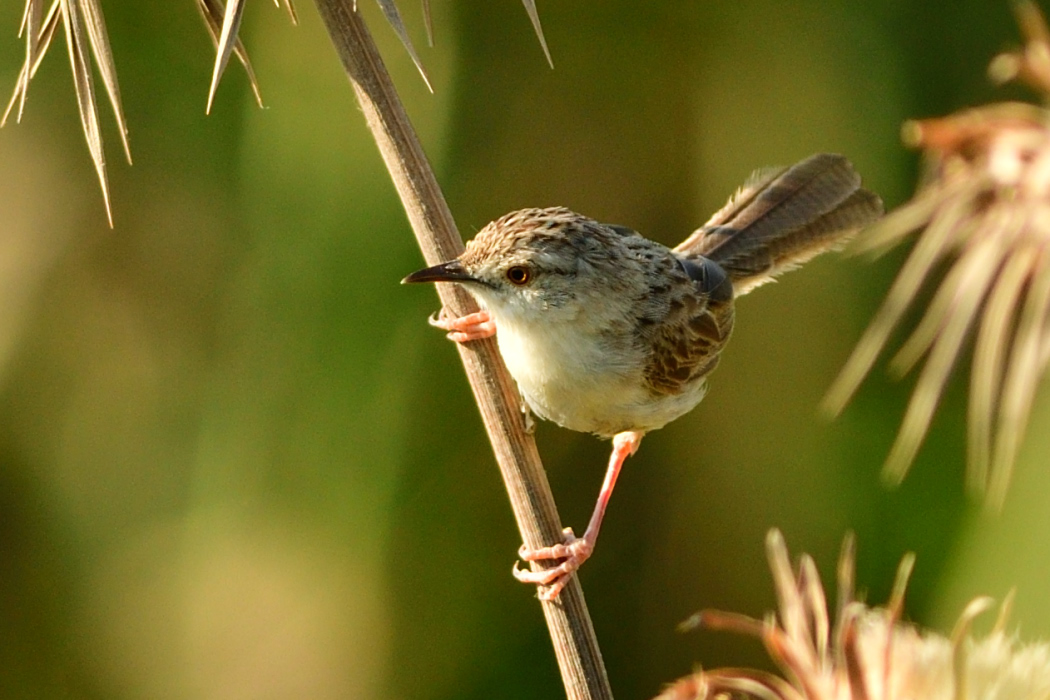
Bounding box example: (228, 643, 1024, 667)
(2, 1, 1049, 698)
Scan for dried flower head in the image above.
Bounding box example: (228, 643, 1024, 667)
(4, 0, 132, 226)
(5, 1, 552, 224)
(822, 1, 1050, 506)
(658, 529, 1050, 700)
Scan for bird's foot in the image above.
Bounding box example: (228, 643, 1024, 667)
(512, 527, 593, 600)
(428, 308, 496, 342)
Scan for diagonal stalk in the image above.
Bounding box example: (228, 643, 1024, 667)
(310, 3, 612, 699)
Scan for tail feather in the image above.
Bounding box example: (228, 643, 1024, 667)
(675, 153, 883, 297)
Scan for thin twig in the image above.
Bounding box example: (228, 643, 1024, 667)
(309, 3, 612, 699)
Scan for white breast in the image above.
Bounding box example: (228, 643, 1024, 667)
(492, 312, 706, 437)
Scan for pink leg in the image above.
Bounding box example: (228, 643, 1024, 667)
(513, 430, 643, 600)
(428, 308, 496, 342)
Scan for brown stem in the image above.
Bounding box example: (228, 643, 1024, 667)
(310, 3, 613, 699)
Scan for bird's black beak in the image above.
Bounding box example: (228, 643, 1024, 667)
(401, 259, 475, 285)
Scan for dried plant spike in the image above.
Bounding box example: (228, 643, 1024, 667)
(989, 254, 1050, 507)
(886, 221, 994, 378)
(60, 0, 113, 226)
(4, 0, 61, 127)
(881, 259, 988, 485)
(196, 0, 264, 109)
(765, 529, 808, 645)
(967, 246, 1035, 495)
(993, 589, 1017, 635)
(422, 0, 433, 47)
(32, 3, 63, 77)
(835, 531, 855, 624)
(887, 551, 915, 618)
(17, 0, 33, 36)
(78, 0, 130, 163)
(2, 67, 29, 127)
(952, 596, 997, 700)
(19, 0, 43, 119)
(845, 173, 950, 255)
(798, 555, 829, 663)
(206, 0, 247, 114)
(950, 596, 996, 647)
(678, 609, 765, 638)
(375, 0, 433, 92)
(821, 191, 967, 418)
(522, 0, 553, 68)
(276, 0, 298, 24)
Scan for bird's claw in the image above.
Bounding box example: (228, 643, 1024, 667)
(512, 527, 594, 600)
(428, 308, 496, 342)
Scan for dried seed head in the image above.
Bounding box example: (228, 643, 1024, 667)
(4, 0, 133, 226)
(823, 1, 1050, 506)
(660, 530, 1050, 700)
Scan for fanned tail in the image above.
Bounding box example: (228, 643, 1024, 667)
(675, 153, 884, 297)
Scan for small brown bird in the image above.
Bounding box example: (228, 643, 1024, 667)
(404, 153, 882, 599)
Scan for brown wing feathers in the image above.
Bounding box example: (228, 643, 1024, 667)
(675, 153, 883, 296)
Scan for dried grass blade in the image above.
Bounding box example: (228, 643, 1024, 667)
(60, 0, 112, 225)
(29, 2, 61, 78)
(206, 0, 247, 114)
(79, 0, 130, 163)
(822, 192, 971, 416)
(521, 0, 553, 68)
(23, 1, 42, 75)
(5, 1, 60, 126)
(18, 0, 33, 37)
(989, 247, 1050, 507)
(374, 0, 433, 92)
(422, 0, 433, 46)
(196, 0, 263, 108)
(882, 234, 1002, 483)
(968, 245, 1036, 495)
(275, 0, 298, 24)
(18, 0, 42, 119)
(3, 65, 30, 128)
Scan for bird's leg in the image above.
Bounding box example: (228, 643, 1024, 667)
(513, 430, 643, 600)
(428, 308, 496, 342)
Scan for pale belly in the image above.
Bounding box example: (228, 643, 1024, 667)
(494, 316, 707, 437)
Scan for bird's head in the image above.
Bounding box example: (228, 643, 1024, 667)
(402, 207, 639, 323)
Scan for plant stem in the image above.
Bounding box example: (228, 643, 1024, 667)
(310, 3, 613, 699)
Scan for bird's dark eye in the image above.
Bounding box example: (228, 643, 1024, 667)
(506, 265, 532, 285)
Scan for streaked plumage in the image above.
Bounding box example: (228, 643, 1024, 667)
(438, 153, 881, 437)
(403, 152, 882, 598)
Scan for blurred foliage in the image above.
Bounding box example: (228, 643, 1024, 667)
(0, 2, 1048, 699)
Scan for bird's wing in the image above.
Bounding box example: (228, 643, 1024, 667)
(641, 275, 735, 397)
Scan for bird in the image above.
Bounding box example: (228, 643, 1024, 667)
(402, 153, 883, 599)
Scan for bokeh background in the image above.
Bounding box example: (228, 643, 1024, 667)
(2, 1, 1049, 698)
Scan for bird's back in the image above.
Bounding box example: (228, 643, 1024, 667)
(620, 153, 881, 430)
